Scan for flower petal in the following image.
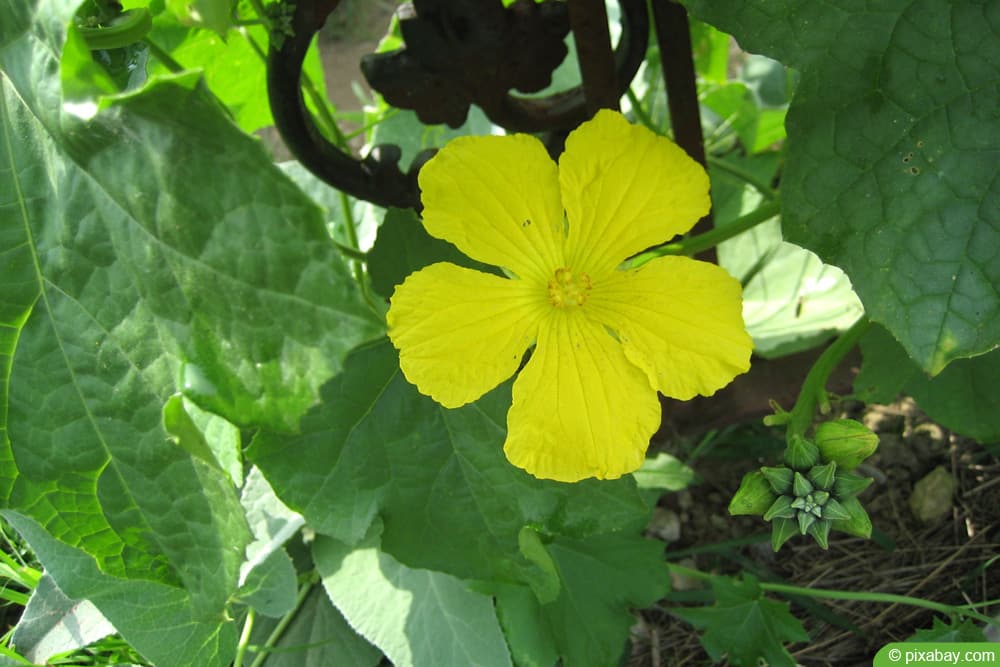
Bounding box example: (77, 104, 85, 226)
(559, 109, 710, 275)
(504, 312, 661, 482)
(418, 133, 565, 284)
(587, 256, 753, 400)
(388, 263, 547, 408)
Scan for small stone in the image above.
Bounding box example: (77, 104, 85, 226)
(646, 507, 681, 542)
(908, 466, 955, 523)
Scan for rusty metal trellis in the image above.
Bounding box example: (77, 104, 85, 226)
(267, 0, 651, 208)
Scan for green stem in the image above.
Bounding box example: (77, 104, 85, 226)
(143, 38, 184, 73)
(248, 579, 315, 667)
(784, 316, 870, 443)
(233, 608, 256, 667)
(334, 241, 367, 262)
(630, 197, 780, 266)
(666, 563, 1000, 628)
(626, 87, 657, 133)
(707, 155, 777, 200)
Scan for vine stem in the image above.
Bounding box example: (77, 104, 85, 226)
(233, 608, 255, 667)
(248, 579, 315, 667)
(782, 316, 871, 443)
(707, 156, 777, 200)
(629, 197, 780, 267)
(665, 563, 1000, 628)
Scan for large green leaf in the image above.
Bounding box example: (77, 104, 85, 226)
(673, 575, 809, 667)
(515, 532, 669, 667)
(315, 530, 513, 667)
(684, 0, 1000, 374)
(855, 324, 1000, 442)
(249, 338, 652, 585)
(11, 574, 115, 664)
(2, 511, 237, 667)
(247, 586, 383, 667)
(712, 156, 863, 357)
(1, 0, 380, 616)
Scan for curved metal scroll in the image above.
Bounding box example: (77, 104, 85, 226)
(267, 0, 421, 209)
(267, 0, 648, 208)
(362, 0, 648, 133)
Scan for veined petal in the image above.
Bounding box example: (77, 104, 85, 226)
(388, 263, 547, 408)
(504, 312, 661, 482)
(560, 109, 710, 276)
(587, 256, 752, 401)
(418, 133, 565, 284)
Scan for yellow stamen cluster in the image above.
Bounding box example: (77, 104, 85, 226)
(548, 267, 592, 307)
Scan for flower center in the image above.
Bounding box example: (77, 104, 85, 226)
(548, 267, 592, 307)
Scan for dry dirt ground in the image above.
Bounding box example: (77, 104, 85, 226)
(634, 399, 1000, 666)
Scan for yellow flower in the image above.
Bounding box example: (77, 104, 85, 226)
(387, 110, 752, 482)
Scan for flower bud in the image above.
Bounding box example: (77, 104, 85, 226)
(729, 471, 778, 516)
(815, 419, 879, 470)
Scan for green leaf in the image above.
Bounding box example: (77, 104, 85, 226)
(857, 325, 1000, 442)
(238, 548, 297, 618)
(517, 526, 561, 604)
(246, 586, 383, 667)
(2, 511, 237, 667)
(685, 0, 1000, 374)
(784, 436, 819, 470)
(712, 155, 863, 358)
(240, 467, 305, 581)
(314, 530, 513, 667)
(367, 207, 498, 300)
(833, 471, 874, 499)
(673, 575, 809, 667)
(494, 584, 559, 667)
(763, 495, 795, 522)
(534, 532, 669, 667)
(631, 451, 696, 507)
(167, 0, 233, 36)
(249, 338, 651, 584)
(905, 616, 987, 643)
(146, 21, 329, 135)
(367, 106, 496, 172)
(770, 517, 798, 552)
(3, 0, 378, 619)
(832, 496, 872, 539)
(807, 519, 830, 550)
(806, 461, 837, 491)
(11, 574, 115, 665)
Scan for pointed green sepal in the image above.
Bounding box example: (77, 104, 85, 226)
(797, 510, 817, 534)
(771, 517, 799, 552)
(833, 471, 874, 498)
(832, 496, 872, 538)
(760, 466, 794, 495)
(790, 497, 807, 510)
(807, 519, 832, 549)
(807, 461, 837, 491)
(729, 471, 779, 516)
(812, 490, 830, 506)
(821, 497, 852, 521)
(792, 471, 814, 497)
(784, 435, 820, 470)
(815, 419, 879, 470)
(763, 495, 797, 521)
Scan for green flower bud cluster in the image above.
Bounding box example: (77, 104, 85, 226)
(729, 419, 879, 551)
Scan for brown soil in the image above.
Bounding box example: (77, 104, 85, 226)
(632, 398, 1000, 666)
